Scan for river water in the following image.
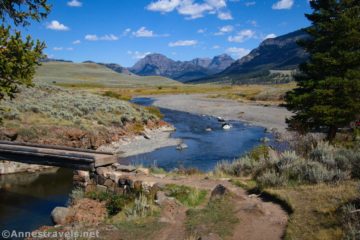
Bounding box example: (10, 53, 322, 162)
(0, 97, 270, 234)
(126, 97, 270, 171)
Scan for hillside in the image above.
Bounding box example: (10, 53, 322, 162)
(35, 62, 180, 88)
(190, 30, 309, 84)
(129, 53, 234, 82)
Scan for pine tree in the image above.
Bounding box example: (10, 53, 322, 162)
(285, 0, 360, 140)
(0, 0, 50, 101)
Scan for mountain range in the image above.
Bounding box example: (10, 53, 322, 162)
(129, 53, 235, 82)
(45, 29, 309, 84)
(190, 29, 309, 83)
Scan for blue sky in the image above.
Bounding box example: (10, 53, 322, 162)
(23, 0, 312, 67)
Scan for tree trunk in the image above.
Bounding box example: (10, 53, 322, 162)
(327, 125, 337, 141)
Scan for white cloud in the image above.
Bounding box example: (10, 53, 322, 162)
(100, 34, 119, 41)
(122, 28, 131, 36)
(244, 1, 256, 6)
(228, 29, 255, 42)
(127, 51, 152, 59)
(197, 28, 206, 34)
(67, 0, 82, 7)
(133, 27, 155, 37)
(53, 47, 73, 51)
(217, 11, 233, 20)
(226, 47, 250, 59)
(147, 0, 181, 13)
(264, 33, 277, 39)
(272, 0, 294, 10)
(146, 0, 232, 20)
(215, 25, 234, 35)
(85, 34, 119, 41)
(85, 34, 98, 41)
(177, 0, 213, 19)
(72, 40, 81, 44)
(168, 40, 198, 47)
(212, 45, 220, 49)
(46, 20, 69, 31)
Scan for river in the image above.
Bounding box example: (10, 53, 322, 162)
(0, 97, 271, 234)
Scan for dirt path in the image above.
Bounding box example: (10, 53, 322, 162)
(137, 174, 288, 240)
(151, 94, 292, 133)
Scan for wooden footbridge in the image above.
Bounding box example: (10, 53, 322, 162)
(0, 141, 117, 171)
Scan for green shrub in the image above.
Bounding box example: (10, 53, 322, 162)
(256, 170, 287, 187)
(164, 184, 207, 208)
(124, 193, 152, 220)
(102, 90, 131, 101)
(85, 191, 134, 216)
(340, 199, 360, 240)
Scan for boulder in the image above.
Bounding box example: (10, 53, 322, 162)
(260, 137, 270, 143)
(136, 167, 150, 175)
(96, 167, 111, 177)
(113, 164, 136, 172)
(210, 184, 230, 201)
(96, 185, 107, 193)
(176, 143, 188, 150)
(109, 172, 123, 183)
(51, 207, 72, 225)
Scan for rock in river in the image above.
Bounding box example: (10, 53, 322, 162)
(176, 143, 188, 150)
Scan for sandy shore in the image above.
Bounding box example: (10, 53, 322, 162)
(98, 126, 181, 157)
(152, 94, 292, 133)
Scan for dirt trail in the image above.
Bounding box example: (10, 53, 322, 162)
(137, 174, 288, 240)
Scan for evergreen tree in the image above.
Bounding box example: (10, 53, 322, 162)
(0, 0, 50, 101)
(285, 0, 360, 140)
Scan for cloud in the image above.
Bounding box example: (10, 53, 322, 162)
(272, 0, 293, 10)
(212, 45, 220, 49)
(46, 20, 69, 31)
(133, 27, 155, 37)
(53, 47, 74, 51)
(177, 1, 213, 19)
(228, 29, 255, 42)
(147, 0, 181, 13)
(122, 28, 131, 36)
(146, 0, 232, 20)
(72, 40, 81, 44)
(127, 51, 152, 59)
(217, 11, 233, 20)
(132, 27, 169, 37)
(264, 33, 277, 39)
(168, 40, 198, 47)
(67, 0, 82, 7)
(84, 34, 119, 41)
(197, 28, 206, 34)
(244, 1, 256, 6)
(226, 47, 250, 58)
(215, 25, 234, 35)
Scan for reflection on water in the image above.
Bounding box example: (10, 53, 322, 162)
(126, 98, 271, 171)
(0, 168, 73, 233)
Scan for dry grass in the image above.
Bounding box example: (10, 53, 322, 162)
(265, 181, 360, 240)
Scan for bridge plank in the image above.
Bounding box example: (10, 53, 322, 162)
(0, 141, 117, 170)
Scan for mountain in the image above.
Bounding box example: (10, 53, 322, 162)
(99, 63, 134, 75)
(129, 53, 234, 82)
(190, 29, 309, 84)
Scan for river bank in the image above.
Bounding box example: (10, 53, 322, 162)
(151, 94, 292, 133)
